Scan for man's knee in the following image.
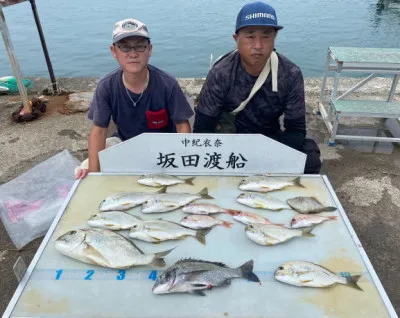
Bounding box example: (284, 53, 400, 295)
(302, 138, 321, 174)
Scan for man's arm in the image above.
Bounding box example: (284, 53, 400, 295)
(193, 69, 225, 133)
(175, 120, 191, 133)
(280, 69, 306, 151)
(88, 125, 108, 172)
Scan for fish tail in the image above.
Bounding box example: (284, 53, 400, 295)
(293, 176, 306, 188)
(327, 216, 338, 221)
(151, 248, 175, 268)
(301, 226, 316, 237)
(238, 260, 260, 283)
(345, 275, 363, 291)
(198, 187, 214, 200)
(226, 209, 241, 215)
(156, 186, 167, 193)
(195, 228, 212, 245)
(184, 177, 195, 185)
(221, 221, 234, 228)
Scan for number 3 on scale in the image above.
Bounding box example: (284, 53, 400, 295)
(116, 270, 126, 280)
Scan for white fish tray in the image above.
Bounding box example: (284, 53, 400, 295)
(3, 174, 397, 318)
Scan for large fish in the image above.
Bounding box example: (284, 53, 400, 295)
(128, 219, 211, 245)
(275, 261, 362, 290)
(227, 210, 284, 226)
(137, 174, 195, 187)
(239, 175, 304, 193)
(182, 202, 240, 215)
(287, 196, 337, 214)
(99, 187, 166, 212)
(54, 228, 173, 269)
(152, 259, 260, 296)
(245, 223, 315, 246)
(88, 211, 143, 230)
(236, 193, 290, 211)
(180, 215, 233, 229)
(291, 214, 338, 229)
(142, 188, 213, 213)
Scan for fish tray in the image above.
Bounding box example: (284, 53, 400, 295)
(3, 174, 396, 317)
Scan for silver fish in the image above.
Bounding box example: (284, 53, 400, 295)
(137, 174, 195, 187)
(180, 215, 233, 229)
(152, 259, 260, 296)
(237, 193, 290, 211)
(142, 188, 213, 213)
(88, 211, 143, 230)
(291, 214, 338, 229)
(275, 261, 362, 290)
(182, 202, 240, 215)
(245, 223, 315, 246)
(287, 196, 337, 214)
(239, 175, 304, 193)
(99, 187, 166, 212)
(128, 219, 211, 245)
(54, 228, 173, 269)
(227, 210, 284, 226)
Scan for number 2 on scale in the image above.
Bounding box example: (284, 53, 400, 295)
(85, 270, 95, 280)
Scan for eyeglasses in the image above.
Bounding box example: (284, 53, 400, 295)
(116, 44, 148, 53)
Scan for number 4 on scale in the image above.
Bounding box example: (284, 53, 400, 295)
(148, 270, 157, 281)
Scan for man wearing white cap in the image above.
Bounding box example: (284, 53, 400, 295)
(78, 18, 194, 177)
(193, 1, 321, 174)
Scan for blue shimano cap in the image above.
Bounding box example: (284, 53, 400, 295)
(235, 1, 283, 33)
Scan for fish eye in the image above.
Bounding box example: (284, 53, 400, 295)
(278, 266, 284, 270)
(133, 225, 138, 228)
(68, 230, 76, 235)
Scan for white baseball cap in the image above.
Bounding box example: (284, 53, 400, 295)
(112, 18, 150, 44)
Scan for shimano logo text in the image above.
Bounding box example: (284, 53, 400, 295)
(245, 13, 275, 20)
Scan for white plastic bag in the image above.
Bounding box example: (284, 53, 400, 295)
(0, 150, 79, 249)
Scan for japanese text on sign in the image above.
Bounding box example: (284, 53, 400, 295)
(181, 138, 223, 148)
(157, 152, 248, 170)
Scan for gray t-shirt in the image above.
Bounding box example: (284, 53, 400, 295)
(88, 65, 194, 141)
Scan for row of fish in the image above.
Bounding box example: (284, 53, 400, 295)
(152, 258, 362, 296)
(100, 186, 336, 215)
(136, 173, 305, 194)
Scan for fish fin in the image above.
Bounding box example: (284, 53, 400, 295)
(195, 228, 212, 245)
(176, 259, 228, 268)
(84, 244, 109, 266)
(301, 226, 316, 237)
(345, 275, 363, 291)
(274, 223, 285, 226)
(150, 257, 165, 268)
(150, 247, 175, 268)
(198, 187, 214, 200)
(325, 206, 337, 212)
(184, 177, 195, 185)
(293, 176, 306, 188)
(189, 290, 206, 296)
(126, 238, 145, 254)
(221, 221, 234, 228)
(156, 186, 167, 194)
(239, 260, 260, 283)
(154, 247, 175, 258)
(300, 279, 313, 283)
(227, 209, 241, 215)
(327, 216, 338, 221)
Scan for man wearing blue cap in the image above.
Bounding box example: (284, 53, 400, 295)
(193, 1, 321, 174)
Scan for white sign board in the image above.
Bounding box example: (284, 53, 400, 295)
(99, 133, 307, 175)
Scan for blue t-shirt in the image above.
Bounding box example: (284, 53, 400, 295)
(88, 65, 194, 141)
